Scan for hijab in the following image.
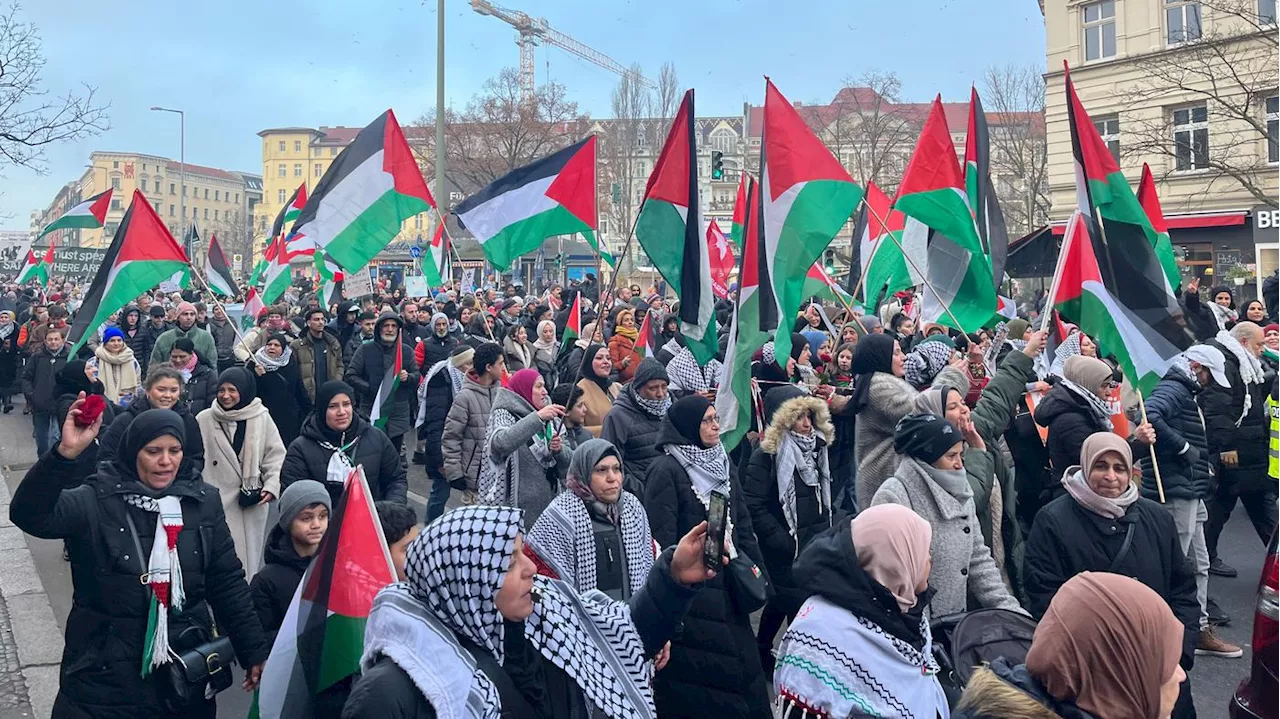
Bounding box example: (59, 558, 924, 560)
(1061, 355, 1114, 429)
(313, 380, 359, 446)
(576, 321, 600, 350)
(1026, 572, 1184, 719)
(56, 360, 99, 397)
(580, 343, 611, 392)
(1061, 432, 1140, 520)
(851, 505, 933, 613)
(215, 367, 258, 455)
(506, 368, 542, 409)
(661, 394, 731, 499)
(533, 319, 558, 353)
(848, 333, 896, 414)
(116, 409, 187, 486)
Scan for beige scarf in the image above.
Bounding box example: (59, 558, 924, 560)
(94, 345, 139, 403)
(202, 399, 272, 489)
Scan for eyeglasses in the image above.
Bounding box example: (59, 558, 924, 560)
(701, 415, 720, 426)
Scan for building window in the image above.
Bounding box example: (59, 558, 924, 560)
(278, 189, 287, 203)
(169, 205, 175, 217)
(278, 164, 286, 178)
(110, 199, 122, 211)
(294, 140, 302, 152)
(235, 193, 240, 204)
(314, 163, 323, 177)
(1083, 1, 1116, 61)
(214, 190, 220, 202)
(183, 185, 188, 196)
(1172, 104, 1209, 171)
(105, 222, 118, 237)
(170, 183, 175, 195)
(278, 141, 286, 152)
(154, 180, 161, 193)
(330, 147, 337, 156)
(113, 161, 119, 169)
(1166, 0, 1202, 43)
(1262, 0, 1277, 24)
(414, 215, 423, 229)
(1267, 95, 1278, 164)
(110, 176, 121, 190)
(203, 188, 209, 200)
(1094, 115, 1121, 161)
(710, 129, 736, 154)
(294, 163, 302, 177)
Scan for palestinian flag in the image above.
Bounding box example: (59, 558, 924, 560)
(1050, 210, 1186, 395)
(1059, 63, 1177, 292)
(275, 183, 307, 237)
(241, 287, 265, 332)
(1136, 163, 1177, 291)
(636, 309, 657, 359)
(455, 136, 596, 272)
(584, 229, 615, 268)
(995, 294, 1018, 321)
(894, 96, 994, 334)
(729, 172, 748, 249)
(964, 88, 1009, 286)
(67, 191, 189, 354)
(261, 235, 294, 305)
(37, 189, 112, 239)
(369, 331, 402, 429)
(706, 218, 735, 299)
(716, 174, 768, 452)
(251, 466, 395, 719)
(560, 292, 581, 352)
(17, 242, 52, 286)
(205, 233, 239, 297)
(422, 218, 450, 287)
(851, 182, 912, 307)
(635, 91, 717, 365)
(759, 79, 863, 364)
(290, 110, 435, 271)
(316, 249, 344, 308)
(803, 263, 854, 308)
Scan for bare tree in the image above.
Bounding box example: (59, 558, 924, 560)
(1122, 0, 1277, 208)
(981, 63, 1051, 237)
(824, 70, 920, 195)
(654, 62, 681, 130)
(599, 64, 653, 270)
(0, 5, 107, 173)
(412, 68, 587, 198)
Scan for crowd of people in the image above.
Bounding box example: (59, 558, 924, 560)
(3, 266, 1278, 718)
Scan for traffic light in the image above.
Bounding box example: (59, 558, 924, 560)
(823, 248, 836, 272)
(711, 151, 724, 180)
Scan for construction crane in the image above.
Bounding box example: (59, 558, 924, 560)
(470, 0, 654, 102)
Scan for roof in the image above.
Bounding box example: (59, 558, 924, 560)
(165, 160, 241, 182)
(315, 126, 361, 145)
(257, 127, 324, 138)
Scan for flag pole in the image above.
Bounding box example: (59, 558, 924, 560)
(859, 199, 969, 334)
(564, 205, 643, 395)
(1091, 206, 1165, 503)
(1038, 213, 1076, 334)
(185, 259, 260, 363)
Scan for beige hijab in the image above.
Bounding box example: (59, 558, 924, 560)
(1026, 571, 1184, 719)
(850, 504, 933, 613)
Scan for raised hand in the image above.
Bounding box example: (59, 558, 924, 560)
(57, 392, 102, 460)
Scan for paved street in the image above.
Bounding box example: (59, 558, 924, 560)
(0, 400, 1267, 717)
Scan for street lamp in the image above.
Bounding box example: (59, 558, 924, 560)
(150, 106, 186, 253)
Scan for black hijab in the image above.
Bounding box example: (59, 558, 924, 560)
(313, 380, 359, 445)
(667, 394, 713, 447)
(216, 367, 257, 454)
(116, 408, 187, 490)
(56, 360, 97, 397)
(848, 333, 897, 414)
(580, 343, 611, 392)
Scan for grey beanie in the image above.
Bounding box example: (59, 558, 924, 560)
(278, 480, 332, 530)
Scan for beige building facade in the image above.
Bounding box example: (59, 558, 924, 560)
(1041, 0, 1278, 298)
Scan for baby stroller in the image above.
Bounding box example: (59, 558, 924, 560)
(930, 608, 1038, 707)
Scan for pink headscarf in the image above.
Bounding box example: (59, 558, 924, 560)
(850, 504, 933, 613)
(506, 368, 543, 408)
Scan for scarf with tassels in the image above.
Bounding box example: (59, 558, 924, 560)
(124, 494, 185, 675)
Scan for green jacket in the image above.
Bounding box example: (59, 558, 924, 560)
(149, 324, 218, 371)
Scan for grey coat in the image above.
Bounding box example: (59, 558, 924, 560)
(441, 376, 499, 490)
(855, 366, 968, 509)
(481, 388, 571, 525)
(871, 457, 1024, 617)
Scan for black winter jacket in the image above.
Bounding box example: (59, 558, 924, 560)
(1202, 338, 1269, 472)
(1024, 493, 1199, 669)
(343, 332, 373, 370)
(1141, 369, 1214, 501)
(181, 362, 219, 416)
(642, 423, 773, 719)
(10, 450, 269, 718)
(20, 344, 70, 413)
(252, 357, 312, 447)
(250, 525, 310, 646)
(342, 549, 697, 719)
(97, 394, 205, 474)
(281, 414, 408, 506)
(205, 318, 239, 365)
(419, 367, 457, 472)
(418, 332, 458, 370)
(137, 321, 171, 374)
(0, 325, 21, 394)
(1033, 382, 1141, 488)
(346, 338, 420, 439)
(742, 441, 834, 614)
(600, 387, 664, 497)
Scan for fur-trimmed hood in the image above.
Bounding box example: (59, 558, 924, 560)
(955, 661, 1092, 719)
(760, 394, 834, 453)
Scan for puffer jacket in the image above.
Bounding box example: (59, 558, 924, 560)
(181, 361, 219, 416)
(441, 376, 499, 490)
(345, 336, 420, 439)
(343, 331, 373, 370)
(1141, 368, 1214, 501)
(642, 421, 772, 719)
(480, 387, 571, 525)
(418, 363, 458, 474)
(954, 658, 1096, 719)
(1203, 337, 1269, 473)
(10, 450, 269, 718)
(1032, 382, 1136, 488)
(600, 385, 665, 497)
(742, 393, 837, 615)
(291, 332, 344, 402)
(280, 414, 408, 507)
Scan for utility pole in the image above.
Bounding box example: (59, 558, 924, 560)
(151, 106, 187, 253)
(435, 0, 446, 219)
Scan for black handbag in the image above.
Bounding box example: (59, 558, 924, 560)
(126, 513, 236, 710)
(237, 486, 264, 508)
(725, 552, 772, 614)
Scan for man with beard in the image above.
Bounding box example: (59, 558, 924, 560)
(346, 312, 421, 456)
(292, 307, 345, 404)
(149, 301, 218, 371)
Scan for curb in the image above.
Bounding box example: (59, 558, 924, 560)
(0, 472, 62, 718)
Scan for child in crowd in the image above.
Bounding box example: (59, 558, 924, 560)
(376, 500, 422, 581)
(550, 383, 593, 451)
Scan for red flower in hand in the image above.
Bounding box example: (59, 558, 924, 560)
(75, 394, 106, 427)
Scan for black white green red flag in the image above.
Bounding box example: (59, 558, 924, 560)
(37, 189, 111, 239)
(560, 292, 581, 352)
(1136, 163, 1176, 290)
(205, 233, 239, 297)
(250, 466, 395, 719)
(729, 172, 748, 250)
(635, 90, 717, 365)
(17, 240, 54, 286)
(290, 110, 434, 271)
(455, 137, 596, 272)
(759, 79, 864, 363)
(852, 181, 912, 307)
(67, 191, 190, 354)
(241, 287, 265, 332)
(716, 174, 768, 452)
(370, 332, 402, 429)
(963, 88, 1009, 288)
(421, 218, 450, 288)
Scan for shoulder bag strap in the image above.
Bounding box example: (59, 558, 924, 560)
(1108, 522, 1136, 573)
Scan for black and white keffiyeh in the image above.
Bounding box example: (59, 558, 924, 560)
(252, 344, 292, 372)
(666, 347, 723, 393)
(525, 491, 655, 598)
(1216, 329, 1264, 420)
(417, 358, 464, 428)
(664, 442, 740, 559)
(1059, 377, 1114, 430)
(774, 430, 831, 553)
(367, 505, 656, 719)
(903, 341, 953, 389)
(479, 402, 561, 506)
(631, 388, 671, 418)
